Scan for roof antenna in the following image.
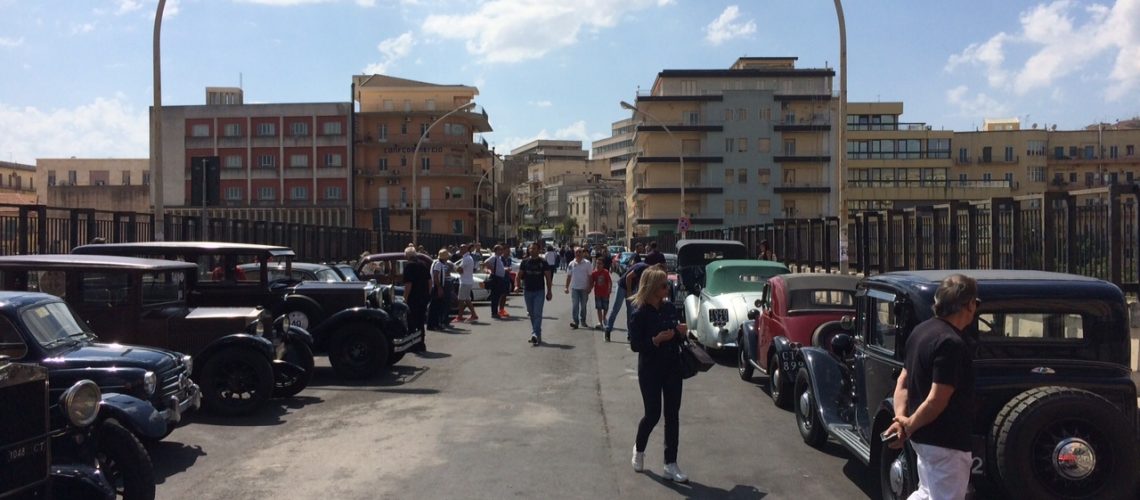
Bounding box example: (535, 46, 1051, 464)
(239, 72, 243, 90)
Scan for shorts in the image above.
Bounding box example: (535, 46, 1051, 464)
(458, 284, 475, 301)
(595, 296, 610, 310)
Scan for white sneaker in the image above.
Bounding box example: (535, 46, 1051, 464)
(663, 463, 688, 483)
(631, 447, 644, 472)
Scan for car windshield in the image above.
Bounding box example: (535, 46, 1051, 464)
(314, 268, 343, 282)
(337, 265, 360, 281)
(20, 301, 93, 348)
(141, 271, 187, 305)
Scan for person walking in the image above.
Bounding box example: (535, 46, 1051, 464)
(456, 243, 479, 322)
(519, 242, 553, 345)
(596, 245, 613, 272)
(758, 240, 777, 261)
(628, 267, 689, 483)
(884, 274, 978, 500)
(564, 248, 592, 329)
(401, 246, 430, 352)
(607, 259, 650, 340)
(428, 248, 451, 330)
(486, 244, 509, 319)
(591, 258, 612, 339)
(644, 241, 665, 266)
(545, 245, 559, 273)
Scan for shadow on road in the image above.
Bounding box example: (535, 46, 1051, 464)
(537, 342, 574, 350)
(304, 364, 439, 395)
(147, 441, 207, 484)
(182, 395, 322, 427)
(644, 471, 768, 499)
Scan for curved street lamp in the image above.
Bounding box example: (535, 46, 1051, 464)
(620, 100, 686, 238)
(151, 0, 167, 241)
(411, 101, 477, 245)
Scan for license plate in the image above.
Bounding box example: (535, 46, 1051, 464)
(778, 350, 803, 372)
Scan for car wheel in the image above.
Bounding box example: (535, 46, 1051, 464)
(329, 324, 389, 379)
(992, 386, 1138, 499)
(272, 338, 314, 398)
(283, 301, 322, 331)
(200, 349, 274, 416)
(95, 418, 156, 500)
(769, 354, 792, 409)
(794, 368, 827, 448)
(737, 337, 754, 381)
(878, 439, 917, 500)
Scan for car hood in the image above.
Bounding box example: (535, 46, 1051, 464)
(41, 341, 179, 372)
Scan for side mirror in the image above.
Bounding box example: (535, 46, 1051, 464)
(839, 315, 854, 331)
(831, 333, 854, 357)
(747, 309, 759, 320)
(754, 299, 763, 308)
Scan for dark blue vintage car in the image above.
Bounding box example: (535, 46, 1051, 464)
(791, 270, 1138, 499)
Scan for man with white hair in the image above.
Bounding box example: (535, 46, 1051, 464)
(401, 246, 431, 351)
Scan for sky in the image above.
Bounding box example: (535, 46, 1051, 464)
(1, 0, 1138, 165)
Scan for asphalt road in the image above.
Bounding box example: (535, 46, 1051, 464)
(153, 272, 874, 500)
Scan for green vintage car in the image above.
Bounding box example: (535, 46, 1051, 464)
(682, 259, 790, 350)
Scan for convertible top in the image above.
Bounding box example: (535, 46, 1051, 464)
(676, 240, 748, 268)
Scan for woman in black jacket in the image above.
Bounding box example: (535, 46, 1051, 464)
(628, 266, 689, 483)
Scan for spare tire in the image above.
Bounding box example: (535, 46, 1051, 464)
(991, 386, 1138, 500)
(811, 321, 846, 353)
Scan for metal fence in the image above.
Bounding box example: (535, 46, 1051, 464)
(0, 204, 499, 263)
(632, 185, 1140, 294)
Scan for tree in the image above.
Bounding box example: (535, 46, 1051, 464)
(558, 217, 579, 241)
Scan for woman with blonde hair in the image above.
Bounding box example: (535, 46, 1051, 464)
(628, 266, 689, 483)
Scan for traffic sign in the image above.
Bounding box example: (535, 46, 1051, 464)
(677, 216, 690, 233)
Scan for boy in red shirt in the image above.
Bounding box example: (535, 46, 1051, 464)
(591, 259, 613, 341)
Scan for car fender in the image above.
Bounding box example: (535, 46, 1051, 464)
(284, 324, 314, 346)
(683, 294, 701, 332)
(311, 307, 390, 348)
(193, 334, 275, 378)
(50, 464, 116, 500)
(740, 321, 758, 363)
(279, 294, 324, 316)
(798, 347, 847, 428)
(771, 335, 797, 371)
(99, 392, 168, 439)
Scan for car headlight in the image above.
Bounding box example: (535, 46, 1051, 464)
(143, 371, 157, 396)
(181, 354, 193, 374)
(60, 380, 101, 428)
(247, 318, 265, 336)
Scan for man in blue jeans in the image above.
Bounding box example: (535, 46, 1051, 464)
(564, 248, 592, 328)
(607, 258, 649, 340)
(518, 242, 553, 345)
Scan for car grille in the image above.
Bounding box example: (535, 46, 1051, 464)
(709, 309, 729, 325)
(155, 363, 192, 409)
(0, 372, 49, 496)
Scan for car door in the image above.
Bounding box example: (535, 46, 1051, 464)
(69, 270, 139, 345)
(854, 287, 906, 438)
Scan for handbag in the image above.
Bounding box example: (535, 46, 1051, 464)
(679, 339, 715, 379)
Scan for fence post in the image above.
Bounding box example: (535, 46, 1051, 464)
(966, 203, 979, 269)
(1108, 185, 1124, 286)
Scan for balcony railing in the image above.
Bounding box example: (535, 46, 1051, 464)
(846, 122, 931, 132)
(846, 179, 1014, 189)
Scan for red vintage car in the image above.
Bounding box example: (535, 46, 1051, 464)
(737, 273, 860, 408)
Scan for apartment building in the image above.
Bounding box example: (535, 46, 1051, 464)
(35, 158, 151, 212)
(567, 183, 625, 238)
(0, 160, 36, 205)
(157, 88, 352, 226)
(591, 119, 636, 178)
(626, 57, 837, 238)
(352, 75, 493, 238)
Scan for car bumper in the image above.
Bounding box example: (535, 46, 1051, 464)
(696, 325, 739, 349)
(392, 329, 424, 353)
(158, 382, 201, 425)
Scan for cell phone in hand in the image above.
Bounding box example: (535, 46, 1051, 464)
(880, 430, 899, 444)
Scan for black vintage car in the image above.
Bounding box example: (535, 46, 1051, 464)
(0, 357, 149, 500)
(0, 255, 313, 416)
(0, 289, 200, 446)
(73, 242, 420, 379)
(792, 270, 1139, 499)
(673, 239, 748, 302)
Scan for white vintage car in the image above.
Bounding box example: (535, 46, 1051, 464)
(684, 259, 789, 350)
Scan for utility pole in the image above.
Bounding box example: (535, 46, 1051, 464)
(200, 157, 208, 240)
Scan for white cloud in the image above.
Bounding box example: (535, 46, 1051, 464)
(0, 95, 149, 165)
(71, 22, 96, 35)
(421, 0, 672, 64)
(495, 120, 599, 153)
(945, 0, 1140, 100)
(529, 100, 552, 108)
(0, 37, 25, 48)
(704, 5, 756, 46)
(363, 32, 415, 74)
(115, 0, 143, 15)
(355, 0, 376, 5)
(236, 0, 334, 5)
(946, 85, 1010, 120)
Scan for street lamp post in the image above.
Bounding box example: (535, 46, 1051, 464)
(412, 101, 477, 246)
(474, 169, 491, 243)
(151, 0, 166, 241)
(620, 100, 686, 238)
(834, 0, 849, 272)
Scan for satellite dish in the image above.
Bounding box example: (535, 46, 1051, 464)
(1051, 124, 1057, 131)
(1032, 123, 1038, 129)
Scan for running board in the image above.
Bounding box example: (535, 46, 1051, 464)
(748, 359, 765, 374)
(827, 424, 871, 465)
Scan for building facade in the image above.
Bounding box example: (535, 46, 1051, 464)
(35, 158, 151, 212)
(591, 119, 636, 178)
(352, 75, 493, 239)
(0, 160, 36, 205)
(625, 57, 837, 238)
(567, 183, 625, 239)
(157, 89, 352, 226)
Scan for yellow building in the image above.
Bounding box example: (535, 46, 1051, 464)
(0, 160, 36, 205)
(352, 75, 493, 238)
(34, 158, 152, 212)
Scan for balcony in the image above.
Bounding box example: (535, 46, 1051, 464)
(772, 183, 831, 194)
(773, 155, 830, 163)
(635, 217, 723, 225)
(773, 120, 831, 132)
(1050, 154, 1138, 165)
(635, 123, 723, 133)
(633, 185, 723, 196)
(385, 197, 492, 211)
(845, 179, 1015, 201)
(846, 122, 932, 132)
(636, 155, 723, 163)
(634, 93, 724, 103)
(773, 94, 834, 101)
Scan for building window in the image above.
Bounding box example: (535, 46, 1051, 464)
(191, 124, 210, 137)
(783, 139, 796, 156)
(324, 153, 342, 168)
(959, 173, 967, 185)
(783, 168, 796, 185)
(121, 171, 131, 185)
(738, 169, 747, 183)
(290, 187, 308, 200)
(724, 200, 734, 215)
(783, 200, 796, 217)
(1029, 167, 1045, 182)
(725, 168, 735, 184)
(724, 108, 733, 121)
(680, 80, 697, 95)
(444, 123, 467, 136)
(325, 186, 342, 200)
(258, 155, 275, 169)
(425, 99, 436, 111)
(378, 158, 388, 171)
(142, 171, 151, 185)
(1004, 146, 1014, 162)
(958, 148, 968, 163)
(981, 146, 993, 163)
(223, 123, 242, 137)
(257, 187, 275, 200)
(257, 123, 276, 137)
(1127, 145, 1135, 156)
(378, 124, 388, 141)
(757, 199, 770, 215)
(400, 156, 407, 167)
(47, 171, 56, 186)
(225, 155, 243, 169)
(738, 137, 747, 152)
(1004, 172, 1014, 185)
(1028, 140, 1046, 156)
(225, 187, 242, 200)
(322, 121, 342, 136)
(737, 200, 747, 216)
(403, 100, 412, 112)
(383, 99, 394, 111)
(400, 122, 408, 135)
(68, 171, 77, 184)
(291, 122, 309, 137)
(1083, 145, 1095, 160)
(757, 138, 771, 153)
(725, 138, 736, 152)
(1109, 145, 1118, 159)
(421, 157, 430, 171)
(420, 123, 430, 138)
(452, 219, 464, 234)
(683, 112, 700, 125)
(758, 168, 771, 185)
(736, 108, 747, 121)
(290, 154, 309, 168)
(983, 173, 993, 182)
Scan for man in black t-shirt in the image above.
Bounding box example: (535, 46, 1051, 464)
(519, 242, 553, 345)
(402, 247, 432, 352)
(885, 273, 978, 500)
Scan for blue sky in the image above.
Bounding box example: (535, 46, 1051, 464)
(1, 0, 1138, 165)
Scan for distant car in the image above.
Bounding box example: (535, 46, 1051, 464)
(240, 261, 347, 283)
(683, 259, 789, 350)
(737, 273, 859, 408)
(608, 245, 626, 256)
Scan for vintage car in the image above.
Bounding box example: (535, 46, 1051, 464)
(73, 242, 418, 380)
(792, 270, 1139, 499)
(674, 240, 749, 302)
(0, 360, 119, 499)
(683, 259, 789, 350)
(0, 254, 311, 415)
(355, 251, 434, 286)
(240, 261, 349, 283)
(0, 289, 201, 444)
(737, 274, 860, 408)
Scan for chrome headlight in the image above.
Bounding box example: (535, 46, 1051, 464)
(181, 354, 193, 374)
(143, 371, 157, 397)
(60, 380, 101, 428)
(247, 318, 266, 336)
